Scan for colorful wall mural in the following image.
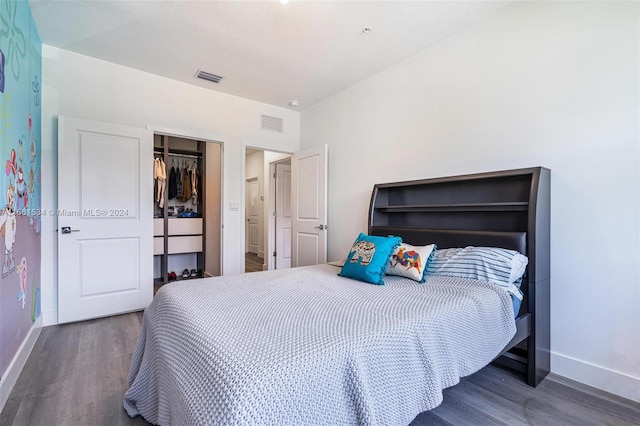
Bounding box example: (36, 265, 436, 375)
(0, 0, 41, 380)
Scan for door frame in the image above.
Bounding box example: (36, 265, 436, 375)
(242, 145, 292, 271)
(148, 125, 225, 276)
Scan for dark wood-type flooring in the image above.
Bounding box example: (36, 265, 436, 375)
(2, 312, 639, 426)
(245, 252, 264, 273)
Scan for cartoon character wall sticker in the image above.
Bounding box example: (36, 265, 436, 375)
(30, 135, 35, 161)
(16, 136, 27, 209)
(16, 256, 26, 309)
(32, 75, 39, 106)
(0, 176, 16, 277)
(16, 166, 26, 208)
(0, 109, 42, 309)
(31, 278, 40, 322)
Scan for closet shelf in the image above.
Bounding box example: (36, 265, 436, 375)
(168, 148, 203, 158)
(375, 202, 529, 213)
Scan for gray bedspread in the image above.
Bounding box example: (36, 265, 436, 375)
(124, 264, 516, 425)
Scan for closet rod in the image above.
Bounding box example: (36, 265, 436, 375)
(168, 152, 201, 160)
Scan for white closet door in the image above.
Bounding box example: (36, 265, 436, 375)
(58, 116, 153, 324)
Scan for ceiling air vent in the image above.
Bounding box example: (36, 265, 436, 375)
(261, 115, 283, 133)
(195, 69, 223, 84)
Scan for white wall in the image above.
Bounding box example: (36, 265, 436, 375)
(41, 46, 300, 325)
(301, 2, 639, 401)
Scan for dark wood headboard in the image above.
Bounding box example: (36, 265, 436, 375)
(368, 167, 550, 386)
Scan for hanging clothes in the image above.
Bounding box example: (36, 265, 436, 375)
(156, 158, 167, 208)
(191, 161, 198, 206)
(196, 167, 203, 206)
(153, 157, 160, 205)
(175, 165, 183, 199)
(168, 162, 177, 200)
(182, 162, 192, 202)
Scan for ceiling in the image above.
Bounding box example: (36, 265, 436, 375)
(29, 0, 509, 110)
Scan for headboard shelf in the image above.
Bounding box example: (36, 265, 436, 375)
(375, 201, 529, 213)
(368, 167, 550, 387)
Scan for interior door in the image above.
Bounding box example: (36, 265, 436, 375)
(57, 116, 153, 324)
(275, 163, 292, 269)
(291, 144, 328, 267)
(246, 178, 259, 254)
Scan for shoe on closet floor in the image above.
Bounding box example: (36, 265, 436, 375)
(168, 271, 177, 281)
(181, 269, 190, 279)
(190, 269, 197, 278)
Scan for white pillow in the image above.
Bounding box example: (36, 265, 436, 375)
(385, 243, 436, 283)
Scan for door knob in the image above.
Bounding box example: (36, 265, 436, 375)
(314, 224, 327, 230)
(60, 227, 80, 234)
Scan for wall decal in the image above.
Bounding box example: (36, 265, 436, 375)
(0, 0, 41, 379)
(0, 50, 4, 93)
(16, 255, 26, 309)
(0, 0, 26, 81)
(32, 75, 38, 106)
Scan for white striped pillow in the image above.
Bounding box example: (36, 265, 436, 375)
(428, 247, 527, 300)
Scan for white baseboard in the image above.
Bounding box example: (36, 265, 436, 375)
(0, 315, 43, 412)
(551, 351, 640, 402)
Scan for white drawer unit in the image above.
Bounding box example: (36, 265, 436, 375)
(153, 218, 164, 236)
(153, 237, 164, 255)
(167, 236, 203, 254)
(168, 218, 203, 236)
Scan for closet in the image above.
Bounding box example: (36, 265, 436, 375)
(153, 134, 222, 292)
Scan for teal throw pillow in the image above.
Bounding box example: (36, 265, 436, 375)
(339, 233, 401, 285)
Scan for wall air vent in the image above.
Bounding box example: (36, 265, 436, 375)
(195, 69, 224, 84)
(261, 115, 283, 133)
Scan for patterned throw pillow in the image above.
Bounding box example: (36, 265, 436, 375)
(339, 233, 401, 285)
(385, 243, 436, 283)
(428, 247, 528, 299)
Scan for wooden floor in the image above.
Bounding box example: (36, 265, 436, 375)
(245, 252, 264, 273)
(2, 313, 639, 426)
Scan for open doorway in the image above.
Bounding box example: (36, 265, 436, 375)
(244, 148, 292, 273)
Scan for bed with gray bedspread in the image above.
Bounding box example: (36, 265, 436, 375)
(124, 264, 516, 425)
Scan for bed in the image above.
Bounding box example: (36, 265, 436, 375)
(124, 167, 550, 425)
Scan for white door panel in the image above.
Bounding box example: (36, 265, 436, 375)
(246, 178, 259, 254)
(292, 145, 327, 267)
(79, 133, 140, 215)
(58, 116, 153, 324)
(275, 164, 291, 269)
(79, 238, 140, 296)
(296, 232, 320, 266)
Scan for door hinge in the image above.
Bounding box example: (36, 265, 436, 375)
(273, 251, 277, 257)
(273, 211, 277, 217)
(273, 172, 277, 179)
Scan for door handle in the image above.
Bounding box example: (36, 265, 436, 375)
(314, 224, 327, 230)
(60, 227, 80, 234)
